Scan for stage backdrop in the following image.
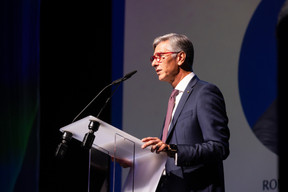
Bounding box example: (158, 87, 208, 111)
(0, 0, 40, 191)
(112, 0, 283, 191)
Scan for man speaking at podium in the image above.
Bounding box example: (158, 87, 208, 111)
(141, 33, 230, 192)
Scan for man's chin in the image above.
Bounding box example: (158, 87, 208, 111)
(157, 74, 164, 81)
(158, 76, 168, 82)
(158, 76, 164, 81)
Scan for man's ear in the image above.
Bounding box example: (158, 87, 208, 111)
(177, 51, 186, 66)
(178, 52, 192, 71)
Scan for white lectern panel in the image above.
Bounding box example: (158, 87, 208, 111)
(60, 116, 167, 192)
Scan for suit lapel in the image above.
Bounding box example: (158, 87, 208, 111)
(166, 75, 199, 142)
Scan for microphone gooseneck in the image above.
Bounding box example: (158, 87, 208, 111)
(72, 70, 137, 123)
(111, 70, 137, 85)
(71, 83, 111, 123)
(80, 70, 137, 150)
(56, 70, 137, 157)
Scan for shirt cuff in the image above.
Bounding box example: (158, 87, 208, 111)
(175, 153, 178, 166)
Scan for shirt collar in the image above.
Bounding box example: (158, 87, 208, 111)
(175, 72, 195, 92)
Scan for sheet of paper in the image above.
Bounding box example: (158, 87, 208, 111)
(60, 116, 167, 192)
(123, 152, 166, 192)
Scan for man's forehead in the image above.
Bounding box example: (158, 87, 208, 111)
(154, 41, 171, 52)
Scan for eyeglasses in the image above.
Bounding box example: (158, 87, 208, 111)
(150, 52, 180, 63)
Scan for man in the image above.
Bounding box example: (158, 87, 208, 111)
(141, 33, 230, 192)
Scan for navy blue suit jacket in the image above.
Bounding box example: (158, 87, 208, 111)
(160, 75, 230, 192)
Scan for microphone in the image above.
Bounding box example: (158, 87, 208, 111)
(55, 70, 137, 156)
(72, 70, 137, 123)
(55, 131, 73, 159)
(76, 70, 137, 150)
(111, 70, 137, 85)
(81, 70, 137, 149)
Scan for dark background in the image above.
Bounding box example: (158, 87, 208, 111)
(277, 3, 288, 192)
(40, 0, 112, 191)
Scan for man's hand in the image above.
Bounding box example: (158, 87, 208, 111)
(141, 137, 168, 154)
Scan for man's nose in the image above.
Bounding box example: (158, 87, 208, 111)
(151, 60, 158, 67)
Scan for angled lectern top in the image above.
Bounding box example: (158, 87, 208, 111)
(59, 115, 167, 192)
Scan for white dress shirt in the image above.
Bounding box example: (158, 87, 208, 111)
(169, 72, 195, 130)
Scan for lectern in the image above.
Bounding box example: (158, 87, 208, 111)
(59, 116, 167, 192)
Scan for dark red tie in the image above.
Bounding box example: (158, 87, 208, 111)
(162, 89, 179, 142)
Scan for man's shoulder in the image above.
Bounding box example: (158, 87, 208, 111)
(190, 78, 224, 99)
(193, 77, 220, 91)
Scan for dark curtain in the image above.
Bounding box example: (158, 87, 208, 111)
(277, 1, 288, 192)
(0, 0, 40, 192)
(39, 0, 112, 191)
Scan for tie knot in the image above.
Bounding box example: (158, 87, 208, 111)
(170, 89, 179, 99)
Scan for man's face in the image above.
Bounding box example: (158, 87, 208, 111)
(151, 40, 179, 83)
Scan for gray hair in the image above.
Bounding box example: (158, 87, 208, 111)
(153, 33, 194, 71)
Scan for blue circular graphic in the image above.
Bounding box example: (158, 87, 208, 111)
(238, 0, 285, 154)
